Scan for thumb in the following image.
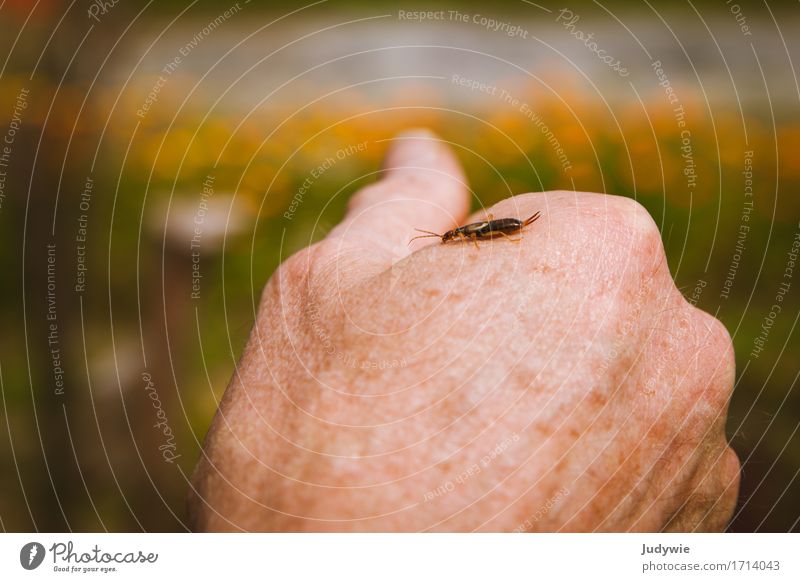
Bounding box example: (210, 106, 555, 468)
(326, 129, 470, 271)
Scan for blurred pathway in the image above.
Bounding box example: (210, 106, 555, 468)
(114, 7, 799, 114)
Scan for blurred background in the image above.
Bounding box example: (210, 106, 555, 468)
(0, 0, 798, 531)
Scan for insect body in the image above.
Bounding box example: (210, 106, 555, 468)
(410, 211, 541, 248)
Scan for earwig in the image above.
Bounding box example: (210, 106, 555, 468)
(409, 211, 541, 248)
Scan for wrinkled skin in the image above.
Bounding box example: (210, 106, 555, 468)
(188, 130, 740, 532)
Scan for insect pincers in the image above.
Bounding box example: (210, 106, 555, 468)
(409, 211, 541, 249)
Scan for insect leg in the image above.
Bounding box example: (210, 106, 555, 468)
(470, 233, 480, 249)
(499, 231, 522, 243)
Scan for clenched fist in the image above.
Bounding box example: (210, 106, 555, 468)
(188, 130, 739, 531)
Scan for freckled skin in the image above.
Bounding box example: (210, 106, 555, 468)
(188, 131, 739, 532)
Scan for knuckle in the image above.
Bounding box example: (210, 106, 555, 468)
(548, 194, 669, 288)
(594, 196, 668, 283)
(643, 302, 735, 428)
(674, 307, 735, 420)
(680, 446, 741, 532)
(709, 447, 741, 530)
(721, 446, 742, 485)
(693, 308, 736, 391)
(617, 197, 664, 258)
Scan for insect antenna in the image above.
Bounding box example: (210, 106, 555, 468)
(523, 211, 541, 226)
(408, 228, 443, 244)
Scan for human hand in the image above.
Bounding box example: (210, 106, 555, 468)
(188, 130, 740, 532)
